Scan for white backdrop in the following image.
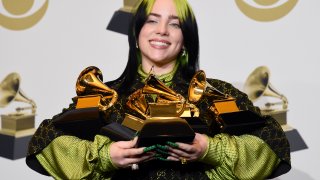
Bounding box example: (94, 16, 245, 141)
(0, 0, 319, 179)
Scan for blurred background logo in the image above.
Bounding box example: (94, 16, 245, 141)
(0, 0, 49, 30)
(235, 0, 298, 21)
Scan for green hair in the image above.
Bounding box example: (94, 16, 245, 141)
(135, 0, 195, 23)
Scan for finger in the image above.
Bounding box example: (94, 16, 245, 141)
(116, 137, 138, 149)
(125, 154, 154, 165)
(123, 147, 145, 157)
(167, 141, 196, 154)
(155, 148, 170, 156)
(166, 141, 179, 148)
(167, 156, 180, 161)
(174, 142, 196, 153)
(168, 147, 192, 158)
(167, 151, 180, 159)
(155, 156, 170, 161)
(156, 144, 169, 151)
(143, 145, 157, 153)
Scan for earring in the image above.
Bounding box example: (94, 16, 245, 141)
(181, 48, 186, 57)
(136, 41, 139, 49)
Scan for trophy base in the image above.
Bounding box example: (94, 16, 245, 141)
(1, 114, 35, 131)
(282, 125, 308, 152)
(106, 10, 133, 35)
(261, 109, 287, 125)
(137, 117, 195, 147)
(100, 122, 135, 141)
(262, 110, 308, 152)
(0, 128, 35, 160)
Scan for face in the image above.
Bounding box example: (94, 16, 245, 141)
(138, 0, 184, 69)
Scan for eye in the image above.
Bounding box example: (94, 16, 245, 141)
(146, 19, 157, 24)
(169, 19, 181, 29)
(145, 16, 158, 24)
(169, 22, 181, 29)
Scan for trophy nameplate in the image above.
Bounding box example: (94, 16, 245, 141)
(212, 99, 239, 114)
(122, 113, 144, 132)
(149, 103, 177, 117)
(76, 95, 103, 109)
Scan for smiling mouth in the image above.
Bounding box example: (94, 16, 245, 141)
(149, 40, 171, 48)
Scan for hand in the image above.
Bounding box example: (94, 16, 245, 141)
(109, 137, 153, 168)
(166, 133, 208, 162)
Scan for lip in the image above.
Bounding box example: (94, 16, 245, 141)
(149, 39, 171, 49)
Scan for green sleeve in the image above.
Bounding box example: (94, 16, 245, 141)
(199, 134, 280, 180)
(36, 135, 117, 180)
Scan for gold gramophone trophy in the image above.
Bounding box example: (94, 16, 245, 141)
(244, 66, 288, 127)
(188, 70, 240, 131)
(188, 70, 265, 135)
(188, 71, 240, 114)
(187, 70, 267, 136)
(52, 66, 119, 141)
(122, 74, 196, 147)
(75, 66, 118, 111)
(0, 73, 36, 159)
(244, 66, 307, 151)
(121, 70, 266, 146)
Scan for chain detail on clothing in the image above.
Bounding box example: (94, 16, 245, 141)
(137, 62, 179, 87)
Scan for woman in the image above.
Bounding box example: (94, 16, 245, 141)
(26, 0, 291, 179)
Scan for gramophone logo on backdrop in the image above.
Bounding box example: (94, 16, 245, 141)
(235, 0, 298, 21)
(0, 0, 49, 30)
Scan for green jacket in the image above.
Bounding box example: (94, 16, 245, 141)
(26, 68, 290, 179)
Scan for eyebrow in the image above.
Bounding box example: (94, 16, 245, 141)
(149, 13, 179, 20)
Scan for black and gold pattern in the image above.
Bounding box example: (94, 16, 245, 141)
(26, 68, 290, 179)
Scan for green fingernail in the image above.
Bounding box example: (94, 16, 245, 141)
(166, 141, 179, 148)
(156, 157, 169, 161)
(143, 145, 156, 152)
(153, 153, 162, 158)
(156, 144, 169, 150)
(155, 148, 169, 155)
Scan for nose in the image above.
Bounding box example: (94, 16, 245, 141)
(156, 21, 169, 36)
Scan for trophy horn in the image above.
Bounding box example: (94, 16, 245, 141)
(76, 66, 118, 110)
(0, 73, 36, 114)
(143, 74, 185, 103)
(188, 70, 229, 104)
(142, 74, 186, 116)
(243, 66, 288, 110)
(126, 89, 149, 119)
(188, 70, 239, 117)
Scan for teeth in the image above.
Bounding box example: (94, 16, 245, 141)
(150, 41, 169, 46)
